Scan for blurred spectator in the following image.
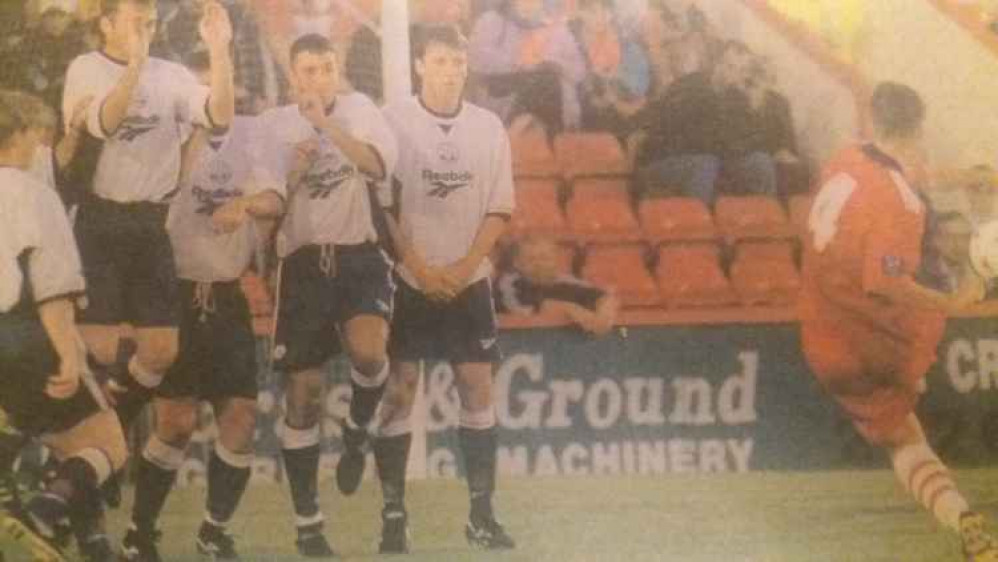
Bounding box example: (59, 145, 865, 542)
(919, 211, 976, 293)
(639, 1, 686, 98)
(634, 40, 778, 203)
(469, 0, 586, 137)
(155, 0, 288, 113)
(0, 6, 86, 113)
(570, 0, 650, 138)
(497, 237, 619, 337)
(292, 0, 335, 40)
(740, 56, 810, 197)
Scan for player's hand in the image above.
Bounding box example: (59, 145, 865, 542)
(126, 14, 151, 68)
(46, 358, 80, 400)
(416, 266, 457, 302)
(440, 259, 477, 295)
(68, 95, 94, 135)
(199, 1, 233, 52)
(293, 138, 320, 173)
(212, 197, 250, 233)
(298, 92, 332, 132)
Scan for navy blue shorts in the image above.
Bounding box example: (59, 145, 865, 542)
(273, 243, 394, 372)
(389, 277, 501, 364)
(74, 196, 180, 328)
(157, 280, 259, 402)
(0, 311, 105, 436)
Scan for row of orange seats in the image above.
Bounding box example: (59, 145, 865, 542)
(511, 131, 631, 181)
(509, 178, 814, 245)
(574, 241, 802, 309)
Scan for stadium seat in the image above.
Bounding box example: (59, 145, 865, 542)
(788, 194, 814, 239)
(566, 179, 642, 243)
(510, 129, 561, 179)
(730, 241, 801, 306)
(509, 179, 568, 240)
(581, 244, 660, 307)
(714, 195, 795, 242)
(656, 243, 738, 307)
(638, 197, 717, 243)
(554, 132, 631, 180)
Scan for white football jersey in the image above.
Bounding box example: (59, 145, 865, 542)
(0, 167, 85, 313)
(167, 117, 285, 282)
(382, 97, 514, 287)
(62, 52, 213, 203)
(258, 93, 398, 258)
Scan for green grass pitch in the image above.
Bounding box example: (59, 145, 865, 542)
(8, 470, 998, 562)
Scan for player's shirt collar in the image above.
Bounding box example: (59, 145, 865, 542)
(861, 143, 905, 175)
(418, 95, 463, 122)
(98, 49, 129, 66)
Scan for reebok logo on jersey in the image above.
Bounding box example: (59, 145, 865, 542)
(116, 115, 159, 142)
(305, 164, 354, 199)
(193, 185, 243, 215)
(423, 170, 472, 199)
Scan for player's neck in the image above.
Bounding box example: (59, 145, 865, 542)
(0, 149, 31, 171)
(101, 42, 130, 65)
(419, 91, 461, 119)
(871, 139, 914, 173)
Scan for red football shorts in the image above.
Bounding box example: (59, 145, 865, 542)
(801, 319, 937, 445)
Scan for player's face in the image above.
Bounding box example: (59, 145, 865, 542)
(292, 51, 340, 106)
(101, 2, 158, 54)
(417, 43, 468, 103)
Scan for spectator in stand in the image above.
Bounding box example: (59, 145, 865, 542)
(639, 0, 686, 98)
(741, 55, 809, 197)
(469, 0, 586, 137)
(919, 210, 976, 294)
(635, 40, 778, 203)
(570, 0, 649, 139)
(497, 237, 619, 337)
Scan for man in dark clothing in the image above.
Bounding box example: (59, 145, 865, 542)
(635, 40, 777, 204)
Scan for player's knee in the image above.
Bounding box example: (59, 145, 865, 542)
(219, 400, 257, 450)
(136, 337, 179, 375)
(346, 340, 388, 377)
(84, 332, 121, 367)
(156, 405, 198, 445)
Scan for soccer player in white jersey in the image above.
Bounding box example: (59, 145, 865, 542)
(257, 33, 398, 557)
(0, 91, 128, 562)
(375, 25, 516, 552)
(119, 53, 286, 562)
(60, 0, 235, 428)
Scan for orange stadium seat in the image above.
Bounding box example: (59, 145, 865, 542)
(714, 195, 795, 242)
(566, 179, 642, 243)
(788, 194, 814, 238)
(582, 244, 660, 307)
(508, 179, 568, 240)
(656, 243, 738, 308)
(510, 129, 561, 179)
(730, 241, 801, 306)
(554, 132, 631, 180)
(638, 197, 717, 243)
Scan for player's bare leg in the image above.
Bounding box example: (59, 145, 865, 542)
(882, 413, 998, 560)
(282, 368, 334, 558)
(196, 397, 256, 560)
(372, 361, 421, 554)
(454, 362, 514, 550)
(335, 315, 391, 496)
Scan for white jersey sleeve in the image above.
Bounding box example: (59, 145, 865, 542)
(487, 122, 515, 217)
(64, 55, 117, 139)
(350, 95, 398, 186)
(27, 185, 85, 303)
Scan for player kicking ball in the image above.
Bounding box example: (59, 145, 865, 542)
(258, 33, 398, 557)
(800, 82, 998, 561)
(0, 90, 129, 562)
(370, 25, 516, 553)
(118, 51, 285, 562)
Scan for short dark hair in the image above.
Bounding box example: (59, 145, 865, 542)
(414, 25, 468, 60)
(870, 82, 925, 140)
(0, 90, 34, 149)
(100, 0, 154, 18)
(290, 33, 336, 65)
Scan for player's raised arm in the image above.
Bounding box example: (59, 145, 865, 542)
(200, 1, 235, 129)
(96, 2, 153, 137)
(299, 93, 396, 181)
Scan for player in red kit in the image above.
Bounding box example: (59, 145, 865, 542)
(800, 82, 998, 561)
